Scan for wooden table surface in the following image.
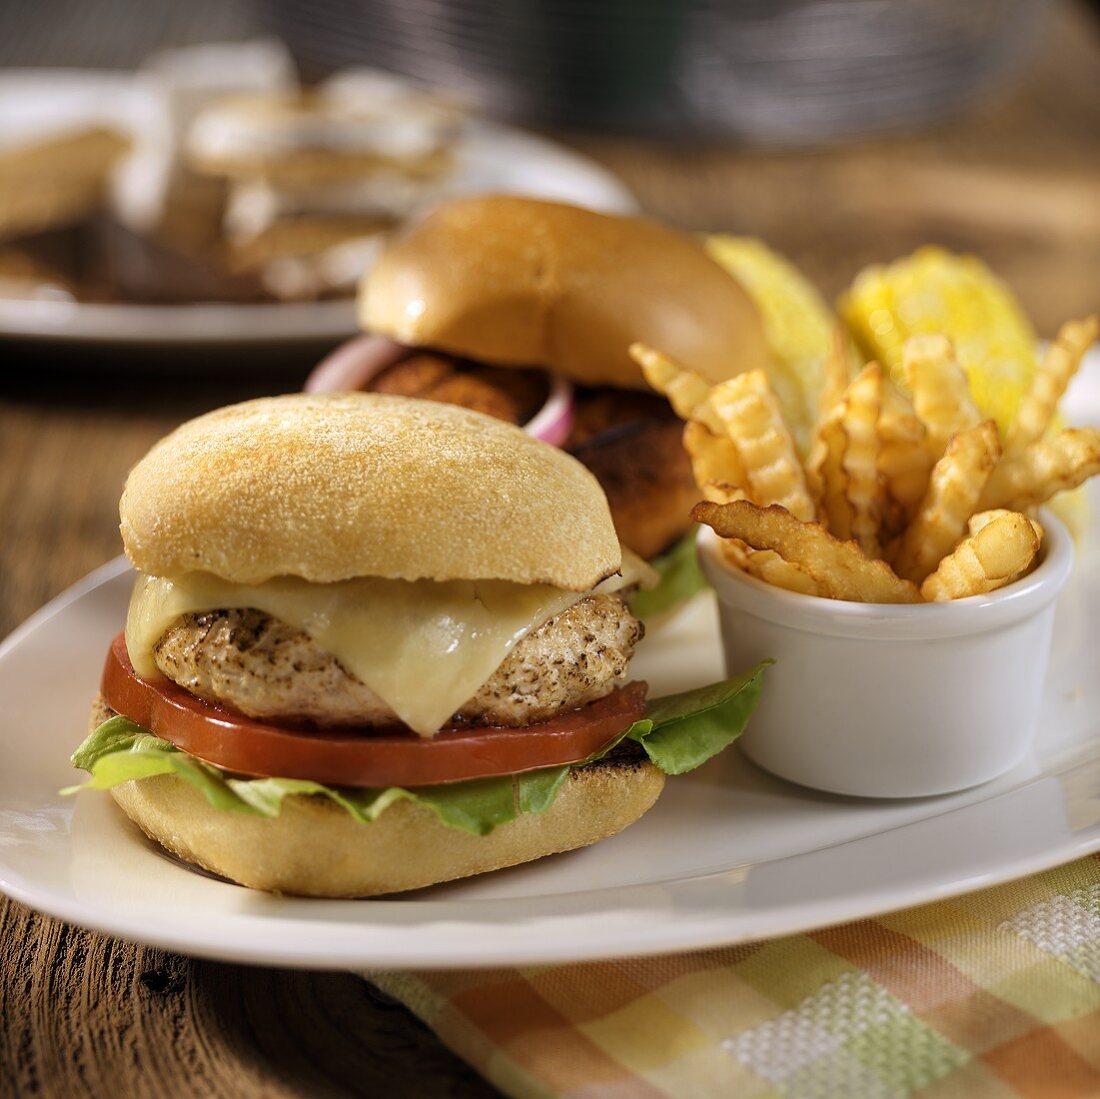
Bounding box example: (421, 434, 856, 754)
(2, 4, 1099, 1096)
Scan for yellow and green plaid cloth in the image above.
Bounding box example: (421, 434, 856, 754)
(370, 854, 1100, 1098)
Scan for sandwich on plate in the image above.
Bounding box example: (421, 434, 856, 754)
(305, 194, 772, 562)
(67, 393, 766, 896)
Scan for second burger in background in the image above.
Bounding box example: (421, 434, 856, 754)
(306, 195, 773, 560)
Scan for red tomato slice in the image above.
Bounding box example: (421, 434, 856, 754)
(101, 633, 647, 788)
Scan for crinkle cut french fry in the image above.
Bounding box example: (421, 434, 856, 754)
(1005, 316, 1099, 454)
(811, 365, 886, 555)
(838, 362, 886, 557)
(878, 380, 933, 535)
(719, 537, 752, 568)
(820, 325, 852, 418)
(630, 343, 725, 434)
(710, 370, 815, 520)
(904, 334, 981, 461)
(692, 499, 922, 603)
(806, 332, 857, 509)
(740, 548, 822, 596)
(968, 508, 1044, 542)
(811, 407, 849, 536)
(683, 421, 747, 495)
(717, 534, 819, 595)
(805, 400, 837, 506)
(979, 428, 1100, 512)
(892, 420, 1001, 584)
(702, 480, 747, 504)
(921, 511, 1041, 601)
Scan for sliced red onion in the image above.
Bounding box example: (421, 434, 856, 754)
(526, 373, 574, 447)
(303, 334, 408, 393)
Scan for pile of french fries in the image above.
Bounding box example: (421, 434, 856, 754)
(631, 315, 1100, 604)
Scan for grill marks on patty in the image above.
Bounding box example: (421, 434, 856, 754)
(153, 594, 642, 730)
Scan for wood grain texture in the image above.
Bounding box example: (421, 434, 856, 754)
(0, 903, 497, 1097)
(1, 2, 1099, 1096)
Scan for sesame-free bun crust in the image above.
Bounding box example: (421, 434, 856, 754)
(120, 393, 619, 589)
(361, 195, 769, 390)
(91, 696, 664, 897)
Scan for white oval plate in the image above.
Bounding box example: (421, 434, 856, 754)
(0, 70, 637, 348)
(0, 363, 1098, 970)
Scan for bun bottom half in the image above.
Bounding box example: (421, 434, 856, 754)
(91, 695, 664, 897)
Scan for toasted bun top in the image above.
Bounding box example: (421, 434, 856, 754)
(120, 393, 620, 589)
(361, 195, 769, 389)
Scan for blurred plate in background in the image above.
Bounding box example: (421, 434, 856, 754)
(0, 70, 637, 350)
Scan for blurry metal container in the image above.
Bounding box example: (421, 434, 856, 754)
(264, 0, 1048, 143)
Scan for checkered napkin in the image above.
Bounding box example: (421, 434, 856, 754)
(368, 855, 1100, 1098)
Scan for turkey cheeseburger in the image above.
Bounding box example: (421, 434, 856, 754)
(70, 393, 673, 896)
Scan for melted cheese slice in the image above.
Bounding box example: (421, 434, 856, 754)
(125, 550, 655, 737)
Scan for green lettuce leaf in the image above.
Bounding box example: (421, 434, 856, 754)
(68, 716, 261, 814)
(65, 716, 575, 836)
(630, 661, 771, 774)
(66, 664, 769, 834)
(516, 765, 570, 814)
(629, 528, 709, 620)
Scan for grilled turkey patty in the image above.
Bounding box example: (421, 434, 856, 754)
(153, 594, 642, 729)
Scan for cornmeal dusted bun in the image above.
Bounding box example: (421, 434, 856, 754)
(361, 195, 769, 389)
(120, 392, 620, 589)
(91, 696, 664, 896)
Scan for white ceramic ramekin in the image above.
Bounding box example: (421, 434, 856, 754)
(698, 512, 1073, 798)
